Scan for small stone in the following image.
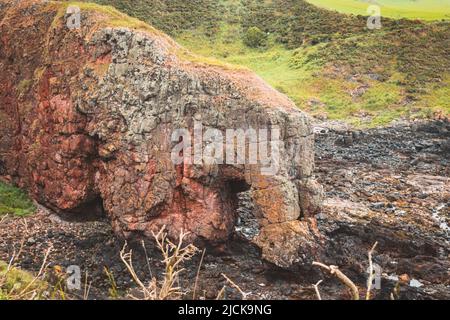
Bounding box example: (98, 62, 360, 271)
(399, 274, 411, 283)
(370, 202, 385, 210)
(409, 279, 424, 288)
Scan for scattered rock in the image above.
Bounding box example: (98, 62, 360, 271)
(410, 279, 424, 288)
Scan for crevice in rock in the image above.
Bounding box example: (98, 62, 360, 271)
(225, 179, 251, 218)
(226, 179, 251, 195)
(57, 196, 106, 222)
(0, 159, 5, 175)
(229, 180, 260, 241)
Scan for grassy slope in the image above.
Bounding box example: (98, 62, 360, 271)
(305, 0, 450, 20)
(89, 0, 222, 36)
(66, 0, 449, 126)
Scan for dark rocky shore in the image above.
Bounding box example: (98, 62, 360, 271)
(1, 119, 448, 300)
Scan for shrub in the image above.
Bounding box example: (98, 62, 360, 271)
(120, 226, 199, 300)
(243, 26, 267, 48)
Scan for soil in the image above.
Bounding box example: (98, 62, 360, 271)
(0, 119, 449, 300)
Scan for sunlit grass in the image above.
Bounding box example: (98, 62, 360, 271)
(176, 22, 449, 127)
(0, 182, 36, 217)
(305, 0, 450, 20)
(54, 1, 162, 34)
(51, 1, 449, 127)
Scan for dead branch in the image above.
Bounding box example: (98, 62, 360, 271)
(221, 273, 250, 300)
(313, 280, 323, 300)
(193, 248, 206, 300)
(313, 262, 359, 300)
(152, 227, 199, 299)
(120, 226, 199, 300)
(0, 213, 8, 225)
(120, 242, 154, 299)
(83, 271, 92, 300)
(216, 285, 226, 300)
(141, 240, 153, 279)
(366, 241, 378, 300)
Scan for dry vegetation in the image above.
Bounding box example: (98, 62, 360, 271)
(120, 226, 199, 300)
(1, 216, 398, 300)
(119, 226, 251, 300)
(0, 215, 251, 300)
(0, 215, 52, 300)
(0, 215, 75, 300)
(311, 241, 399, 300)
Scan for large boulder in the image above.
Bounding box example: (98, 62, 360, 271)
(0, 0, 323, 267)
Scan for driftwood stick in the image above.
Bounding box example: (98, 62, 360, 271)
(366, 241, 378, 300)
(313, 280, 323, 300)
(221, 273, 249, 300)
(313, 262, 360, 300)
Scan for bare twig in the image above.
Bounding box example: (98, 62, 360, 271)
(21, 218, 29, 235)
(193, 248, 206, 300)
(120, 226, 199, 300)
(221, 273, 249, 300)
(312, 262, 331, 271)
(16, 246, 52, 299)
(366, 241, 378, 300)
(83, 271, 92, 300)
(216, 286, 226, 300)
(7, 249, 17, 270)
(313, 262, 359, 300)
(0, 213, 8, 225)
(313, 280, 323, 300)
(141, 240, 153, 279)
(152, 227, 199, 299)
(14, 237, 26, 262)
(120, 243, 150, 297)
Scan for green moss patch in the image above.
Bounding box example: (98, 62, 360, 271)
(0, 182, 36, 217)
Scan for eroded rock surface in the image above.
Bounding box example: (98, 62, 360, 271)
(0, 0, 322, 267)
(315, 120, 450, 296)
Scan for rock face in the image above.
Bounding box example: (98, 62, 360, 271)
(0, 0, 323, 267)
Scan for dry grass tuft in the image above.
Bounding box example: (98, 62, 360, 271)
(0, 246, 52, 300)
(120, 225, 199, 300)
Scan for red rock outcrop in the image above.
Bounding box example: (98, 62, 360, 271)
(0, 0, 323, 267)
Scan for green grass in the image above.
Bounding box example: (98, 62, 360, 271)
(55, 0, 450, 126)
(0, 182, 36, 217)
(0, 261, 48, 300)
(305, 0, 450, 20)
(177, 21, 449, 126)
(73, 0, 222, 36)
(55, 1, 163, 34)
(57, 1, 240, 69)
(415, 75, 450, 115)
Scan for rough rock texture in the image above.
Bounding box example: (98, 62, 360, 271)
(314, 120, 450, 297)
(1, 120, 449, 300)
(0, 0, 323, 267)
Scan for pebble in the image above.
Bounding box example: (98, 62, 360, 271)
(409, 279, 424, 288)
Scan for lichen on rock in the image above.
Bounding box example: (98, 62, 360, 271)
(0, 0, 323, 268)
